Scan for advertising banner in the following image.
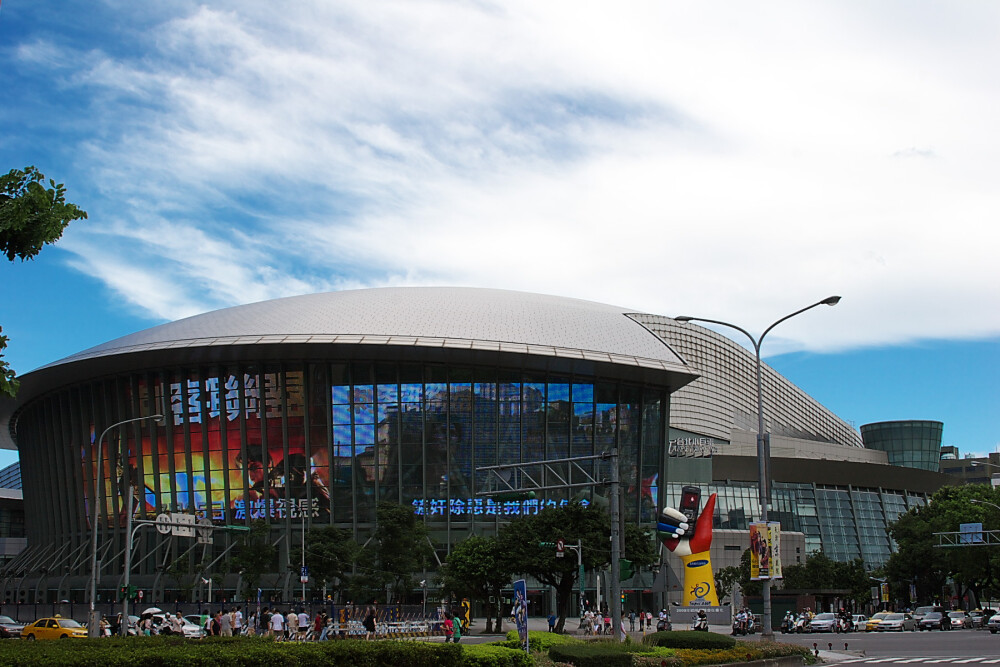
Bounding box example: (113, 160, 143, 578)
(749, 522, 770, 580)
(768, 522, 782, 579)
(513, 579, 529, 653)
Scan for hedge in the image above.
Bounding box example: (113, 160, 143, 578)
(460, 643, 534, 667)
(501, 629, 583, 653)
(641, 630, 737, 650)
(638, 641, 811, 667)
(0, 636, 465, 667)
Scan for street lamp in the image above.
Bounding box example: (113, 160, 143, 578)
(87, 413, 164, 637)
(971, 499, 1000, 512)
(675, 296, 841, 639)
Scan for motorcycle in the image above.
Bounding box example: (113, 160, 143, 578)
(793, 614, 810, 633)
(691, 616, 709, 632)
(781, 613, 794, 634)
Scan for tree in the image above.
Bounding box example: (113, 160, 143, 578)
(887, 484, 1000, 607)
(230, 520, 278, 600)
(289, 525, 359, 601)
(438, 534, 516, 633)
(781, 551, 871, 606)
(495, 501, 658, 633)
(351, 502, 435, 604)
(0, 166, 88, 397)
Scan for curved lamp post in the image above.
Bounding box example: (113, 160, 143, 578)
(87, 413, 164, 637)
(675, 296, 841, 639)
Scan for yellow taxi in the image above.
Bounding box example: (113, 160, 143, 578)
(21, 615, 88, 640)
(865, 611, 890, 632)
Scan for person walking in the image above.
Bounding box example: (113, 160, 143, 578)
(269, 607, 285, 640)
(629, 610, 636, 632)
(364, 608, 378, 640)
(286, 608, 298, 641)
(442, 612, 454, 643)
(219, 608, 233, 636)
(452, 614, 462, 643)
(548, 612, 556, 632)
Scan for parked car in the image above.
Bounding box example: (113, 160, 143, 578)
(852, 614, 868, 632)
(967, 610, 986, 628)
(919, 611, 948, 630)
(877, 613, 916, 632)
(0, 615, 25, 639)
(809, 613, 839, 633)
(948, 611, 970, 629)
(20, 616, 87, 640)
(987, 612, 1000, 634)
(866, 612, 890, 632)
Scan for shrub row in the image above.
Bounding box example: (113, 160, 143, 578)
(0, 636, 466, 667)
(641, 630, 737, 650)
(501, 629, 583, 653)
(651, 641, 811, 667)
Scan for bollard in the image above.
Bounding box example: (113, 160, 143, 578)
(813, 642, 819, 657)
(829, 643, 833, 651)
(845, 643, 849, 651)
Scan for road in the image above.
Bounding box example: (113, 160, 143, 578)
(773, 628, 1000, 663)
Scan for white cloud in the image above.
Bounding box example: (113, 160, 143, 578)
(18, 0, 1000, 354)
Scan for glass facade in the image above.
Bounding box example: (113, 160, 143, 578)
(16, 362, 667, 557)
(664, 480, 928, 569)
(860, 420, 943, 472)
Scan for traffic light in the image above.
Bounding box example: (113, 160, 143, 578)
(619, 558, 634, 581)
(128, 585, 138, 600)
(621, 592, 627, 605)
(118, 585, 127, 601)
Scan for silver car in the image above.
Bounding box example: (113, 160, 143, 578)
(948, 611, 970, 629)
(809, 613, 839, 633)
(878, 613, 916, 632)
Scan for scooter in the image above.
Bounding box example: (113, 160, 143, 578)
(781, 613, 794, 634)
(793, 614, 810, 633)
(692, 616, 709, 632)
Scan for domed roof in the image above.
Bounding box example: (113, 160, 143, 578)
(48, 287, 689, 373)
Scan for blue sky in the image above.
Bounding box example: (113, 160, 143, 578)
(1, 1, 997, 469)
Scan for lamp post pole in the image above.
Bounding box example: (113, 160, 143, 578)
(675, 296, 840, 639)
(87, 414, 163, 637)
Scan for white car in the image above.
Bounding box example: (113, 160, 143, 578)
(987, 613, 1000, 634)
(852, 614, 868, 631)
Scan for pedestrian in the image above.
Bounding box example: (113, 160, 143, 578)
(233, 606, 243, 635)
(298, 608, 309, 641)
(629, 610, 635, 632)
(646, 611, 653, 629)
(452, 613, 462, 644)
(442, 611, 454, 643)
(286, 608, 298, 641)
(548, 612, 556, 632)
(269, 607, 285, 640)
(364, 608, 378, 640)
(219, 608, 233, 636)
(170, 612, 184, 636)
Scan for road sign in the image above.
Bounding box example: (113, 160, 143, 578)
(300, 566, 309, 584)
(197, 518, 214, 545)
(138, 589, 143, 601)
(155, 514, 172, 534)
(556, 538, 565, 558)
(172, 512, 195, 537)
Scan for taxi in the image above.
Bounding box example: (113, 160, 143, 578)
(20, 615, 88, 640)
(865, 611, 890, 632)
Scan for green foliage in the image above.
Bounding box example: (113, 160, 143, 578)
(0, 635, 465, 667)
(662, 641, 812, 667)
(231, 520, 277, 599)
(641, 630, 736, 649)
(439, 535, 515, 632)
(290, 525, 359, 597)
(545, 639, 672, 667)
(0, 166, 88, 398)
(0, 326, 17, 398)
(0, 166, 87, 262)
(352, 501, 436, 603)
(496, 502, 657, 631)
(887, 484, 1000, 605)
(780, 552, 871, 604)
(499, 628, 584, 652)
(714, 565, 742, 603)
(461, 643, 535, 667)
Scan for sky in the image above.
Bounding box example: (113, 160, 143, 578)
(1, 1, 997, 470)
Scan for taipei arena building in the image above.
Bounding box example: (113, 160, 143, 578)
(0, 288, 949, 608)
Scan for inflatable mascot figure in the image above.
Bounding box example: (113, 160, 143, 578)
(657, 486, 719, 607)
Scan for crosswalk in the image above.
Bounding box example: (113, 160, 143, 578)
(831, 658, 1000, 665)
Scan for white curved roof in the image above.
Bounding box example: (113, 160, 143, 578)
(47, 287, 688, 373)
